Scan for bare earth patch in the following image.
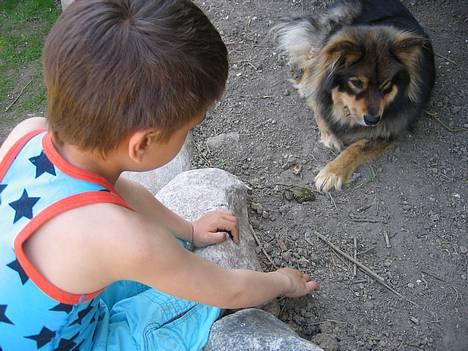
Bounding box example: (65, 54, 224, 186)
(191, 1, 467, 350)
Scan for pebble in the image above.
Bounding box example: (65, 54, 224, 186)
(407, 283, 415, 288)
(460, 245, 467, 254)
(251, 202, 264, 214)
(410, 317, 420, 325)
(384, 259, 392, 267)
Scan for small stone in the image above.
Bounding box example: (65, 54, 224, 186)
(311, 333, 340, 351)
(407, 283, 415, 288)
(410, 317, 419, 325)
(251, 202, 264, 214)
(206, 132, 240, 151)
(460, 246, 468, 254)
(384, 259, 392, 267)
(277, 239, 288, 251)
(292, 164, 302, 175)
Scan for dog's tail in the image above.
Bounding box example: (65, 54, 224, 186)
(272, 0, 363, 69)
(273, 18, 320, 69)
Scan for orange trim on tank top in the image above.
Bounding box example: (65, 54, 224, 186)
(15, 191, 132, 304)
(0, 129, 46, 182)
(42, 132, 119, 193)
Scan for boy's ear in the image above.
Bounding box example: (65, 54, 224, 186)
(128, 129, 160, 162)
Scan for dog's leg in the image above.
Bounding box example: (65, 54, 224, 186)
(315, 138, 389, 192)
(314, 110, 344, 151)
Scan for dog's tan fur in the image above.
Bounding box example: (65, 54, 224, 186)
(274, 0, 435, 191)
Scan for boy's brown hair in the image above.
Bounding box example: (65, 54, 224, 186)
(43, 0, 228, 153)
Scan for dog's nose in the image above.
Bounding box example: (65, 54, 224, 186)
(364, 114, 381, 126)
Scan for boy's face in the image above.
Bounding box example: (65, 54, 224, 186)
(129, 113, 205, 171)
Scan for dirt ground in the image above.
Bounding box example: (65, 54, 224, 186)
(191, 1, 467, 350)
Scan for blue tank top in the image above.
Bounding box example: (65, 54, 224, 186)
(0, 130, 130, 351)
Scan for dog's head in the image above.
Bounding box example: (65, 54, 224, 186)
(317, 26, 427, 127)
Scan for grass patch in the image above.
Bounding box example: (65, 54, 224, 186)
(0, 0, 59, 117)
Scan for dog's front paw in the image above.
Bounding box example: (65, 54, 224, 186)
(315, 162, 351, 192)
(320, 131, 343, 151)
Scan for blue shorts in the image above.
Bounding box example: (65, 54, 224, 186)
(92, 281, 221, 351)
(91, 241, 222, 350)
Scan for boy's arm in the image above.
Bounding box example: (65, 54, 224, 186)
(26, 202, 317, 309)
(103, 206, 318, 308)
(115, 177, 239, 246)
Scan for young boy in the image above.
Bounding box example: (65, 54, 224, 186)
(0, 0, 319, 350)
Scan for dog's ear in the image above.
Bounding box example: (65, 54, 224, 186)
(391, 32, 427, 102)
(324, 39, 363, 67)
(391, 33, 426, 63)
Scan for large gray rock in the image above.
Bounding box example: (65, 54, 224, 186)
(204, 309, 323, 351)
(156, 168, 260, 271)
(124, 136, 192, 195)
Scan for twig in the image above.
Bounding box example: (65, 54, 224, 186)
(425, 111, 468, 133)
(349, 214, 387, 223)
(352, 279, 367, 284)
(328, 192, 338, 211)
(421, 270, 446, 283)
(383, 231, 392, 248)
(420, 274, 428, 289)
(434, 52, 458, 65)
(353, 237, 357, 277)
(356, 203, 373, 213)
(5, 80, 33, 112)
(309, 232, 384, 282)
(310, 231, 419, 306)
(249, 225, 278, 269)
(452, 286, 460, 305)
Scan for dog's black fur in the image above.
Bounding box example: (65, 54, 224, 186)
(274, 0, 435, 191)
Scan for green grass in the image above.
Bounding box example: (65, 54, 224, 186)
(0, 0, 59, 117)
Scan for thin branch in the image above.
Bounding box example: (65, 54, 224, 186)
(249, 224, 278, 269)
(434, 52, 458, 65)
(5, 80, 33, 112)
(310, 231, 419, 307)
(425, 111, 468, 133)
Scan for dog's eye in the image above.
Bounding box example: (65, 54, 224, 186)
(381, 81, 393, 94)
(348, 79, 364, 90)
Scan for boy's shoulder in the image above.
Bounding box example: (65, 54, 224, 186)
(0, 117, 48, 161)
(26, 198, 151, 294)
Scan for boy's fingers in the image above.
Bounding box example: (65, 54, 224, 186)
(211, 232, 228, 244)
(216, 217, 240, 244)
(306, 281, 320, 292)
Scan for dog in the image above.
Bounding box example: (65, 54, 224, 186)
(274, 0, 435, 191)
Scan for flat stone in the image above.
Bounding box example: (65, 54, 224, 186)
(206, 132, 240, 151)
(205, 309, 323, 351)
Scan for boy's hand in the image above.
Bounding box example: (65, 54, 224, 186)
(192, 210, 240, 247)
(276, 268, 320, 298)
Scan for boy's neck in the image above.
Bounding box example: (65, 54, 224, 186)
(55, 141, 123, 184)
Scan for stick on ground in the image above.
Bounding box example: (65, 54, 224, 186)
(249, 224, 278, 269)
(5, 80, 33, 112)
(353, 237, 357, 277)
(309, 231, 419, 307)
